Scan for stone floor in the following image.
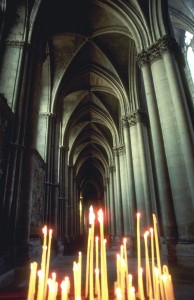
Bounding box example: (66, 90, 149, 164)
(0, 246, 194, 299)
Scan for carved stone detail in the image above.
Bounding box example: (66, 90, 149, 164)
(113, 145, 125, 156)
(109, 165, 115, 173)
(39, 112, 55, 118)
(106, 177, 110, 184)
(128, 109, 147, 126)
(136, 51, 150, 68)
(5, 40, 30, 48)
(122, 116, 129, 128)
(137, 35, 185, 67)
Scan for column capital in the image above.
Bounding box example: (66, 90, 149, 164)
(136, 51, 150, 68)
(59, 146, 69, 152)
(137, 35, 185, 67)
(105, 177, 110, 184)
(122, 116, 129, 128)
(128, 109, 147, 126)
(4, 40, 30, 49)
(39, 112, 56, 119)
(113, 145, 125, 156)
(109, 165, 115, 173)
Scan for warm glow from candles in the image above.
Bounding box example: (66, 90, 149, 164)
(27, 213, 175, 300)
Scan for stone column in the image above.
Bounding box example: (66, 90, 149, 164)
(58, 146, 66, 240)
(149, 36, 194, 241)
(118, 145, 131, 236)
(136, 52, 178, 241)
(105, 177, 111, 234)
(68, 165, 74, 238)
(122, 117, 136, 236)
(3, 41, 36, 265)
(160, 36, 194, 206)
(109, 165, 116, 236)
(129, 119, 146, 229)
(113, 148, 124, 237)
(129, 110, 153, 226)
(63, 148, 69, 238)
(44, 113, 59, 226)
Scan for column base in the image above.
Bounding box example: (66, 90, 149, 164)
(161, 239, 194, 268)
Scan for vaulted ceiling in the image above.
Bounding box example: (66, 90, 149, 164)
(36, 0, 194, 205)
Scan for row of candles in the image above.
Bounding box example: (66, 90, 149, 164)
(27, 208, 175, 299)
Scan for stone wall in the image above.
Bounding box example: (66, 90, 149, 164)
(30, 150, 46, 236)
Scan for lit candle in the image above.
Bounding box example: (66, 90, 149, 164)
(123, 238, 129, 298)
(120, 258, 125, 299)
(150, 227, 155, 298)
(73, 261, 79, 298)
(95, 236, 99, 295)
(37, 226, 48, 300)
(137, 213, 141, 267)
(137, 212, 141, 297)
(115, 287, 122, 300)
(89, 206, 95, 300)
(27, 262, 37, 300)
(47, 274, 58, 300)
(95, 268, 101, 299)
(37, 269, 44, 300)
(78, 251, 82, 297)
(95, 236, 99, 270)
(44, 229, 52, 298)
(127, 274, 133, 299)
(129, 286, 136, 300)
(98, 209, 108, 300)
(154, 267, 159, 300)
(138, 268, 145, 300)
(144, 231, 153, 299)
(152, 214, 161, 274)
(116, 254, 121, 289)
(85, 227, 91, 298)
(61, 277, 70, 300)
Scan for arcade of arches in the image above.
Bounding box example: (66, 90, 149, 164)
(0, 0, 194, 276)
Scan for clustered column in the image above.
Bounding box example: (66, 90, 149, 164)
(113, 147, 124, 238)
(137, 49, 178, 241)
(137, 34, 194, 243)
(122, 117, 136, 236)
(128, 110, 153, 229)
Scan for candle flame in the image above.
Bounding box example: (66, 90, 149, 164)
(123, 237, 127, 244)
(42, 225, 47, 235)
(136, 212, 141, 218)
(98, 209, 103, 223)
(130, 286, 135, 294)
(89, 205, 95, 224)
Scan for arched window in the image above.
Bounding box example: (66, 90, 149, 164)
(184, 31, 194, 83)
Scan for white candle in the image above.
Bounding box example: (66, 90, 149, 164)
(44, 229, 52, 298)
(85, 227, 91, 298)
(27, 262, 37, 300)
(89, 206, 95, 300)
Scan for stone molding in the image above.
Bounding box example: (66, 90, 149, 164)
(113, 145, 125, 156)
(106, 177, 110, 184)
(44, 181, 59, 187)
(59, 146, 69, 152)
(39, 112, 56, 118)
(5, 40, 30, 48)
(122, 116, 129, 128)
(109, 165, 115, 173)
(128, 109, 147, 126)
(137, 35, 185, 67)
